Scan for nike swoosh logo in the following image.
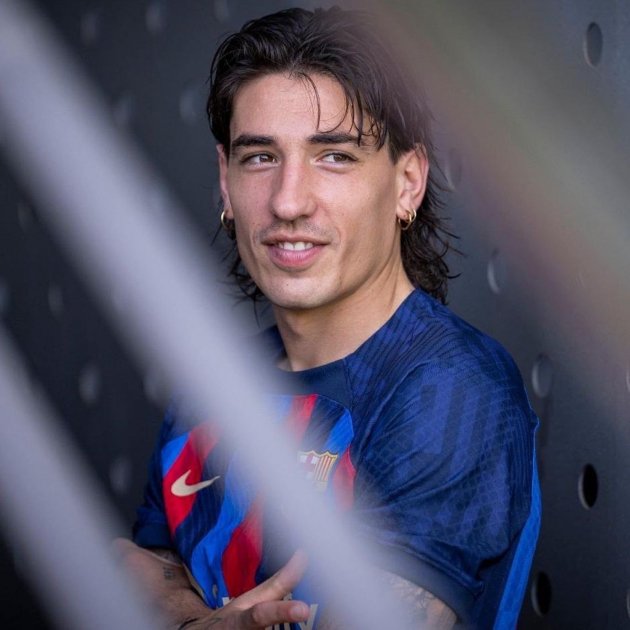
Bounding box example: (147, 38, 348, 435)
(171, 470, 221, 497)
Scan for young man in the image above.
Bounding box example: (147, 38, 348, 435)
(121, 7, 540, 629)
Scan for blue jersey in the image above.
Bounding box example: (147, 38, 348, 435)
(134, 289, 540, 628)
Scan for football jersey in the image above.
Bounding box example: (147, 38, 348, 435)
(134, 289, 541, 628)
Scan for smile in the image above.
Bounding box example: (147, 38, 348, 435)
(266, 239, 324, 270)
(277, 242, 315, 251)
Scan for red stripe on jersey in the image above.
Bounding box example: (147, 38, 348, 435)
(332, 450, 356, 511)
(222, 499, 263, 597)
(163, 423, 219, 534)
(286, 394, 317, 442)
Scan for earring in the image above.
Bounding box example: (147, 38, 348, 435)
(398, 208, 417, 231)
(220, 210, 233, 231)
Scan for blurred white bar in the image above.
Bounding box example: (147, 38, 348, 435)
(370, 1, 630, 385)
(0, 330, 159, 630)
(0, 1, 412, 628)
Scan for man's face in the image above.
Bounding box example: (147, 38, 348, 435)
(218, 72, 424, 315)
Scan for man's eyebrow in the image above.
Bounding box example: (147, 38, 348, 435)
(308, 132, 361, 145)
(230, 134, 275, 151)
(230, 131, 371, 152)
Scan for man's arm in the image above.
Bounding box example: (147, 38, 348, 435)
(380, 572, 456, 629)
(316, 571, 456, 630)
(117, 538, 456, 629)
(113, 539, 210, 627)
(113, 538, 310, 629)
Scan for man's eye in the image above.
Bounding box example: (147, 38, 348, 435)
(321, 152, 355, 164)
(242, 153, 275, 165)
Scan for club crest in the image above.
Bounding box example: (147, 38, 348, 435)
(297, 450, 338, 491)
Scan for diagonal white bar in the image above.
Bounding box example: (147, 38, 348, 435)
(0, 1, 413, 628)
(0, 330, 160, 630)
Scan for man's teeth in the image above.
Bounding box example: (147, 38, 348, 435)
(277, 242, 314, 251)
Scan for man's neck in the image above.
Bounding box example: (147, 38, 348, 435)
(274, 273, 414, 372)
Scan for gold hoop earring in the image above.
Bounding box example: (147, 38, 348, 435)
(220, 210, 232, 231)
(398, 208, 417, 231)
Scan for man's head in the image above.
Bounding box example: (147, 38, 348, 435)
(207, 7, 454, 305)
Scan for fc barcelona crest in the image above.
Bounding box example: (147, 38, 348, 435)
(297, 450, 338, 491)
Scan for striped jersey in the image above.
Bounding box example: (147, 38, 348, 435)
(134, 289, 541, 628)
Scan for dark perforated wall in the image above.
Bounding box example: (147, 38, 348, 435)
(1, 2, 629, 628)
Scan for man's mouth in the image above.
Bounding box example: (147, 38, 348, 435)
(276, 241, 315, 251)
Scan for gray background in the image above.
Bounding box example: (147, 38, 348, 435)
(1, 1, 629, 627)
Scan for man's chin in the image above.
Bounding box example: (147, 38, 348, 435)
(266, 290, 327, 313)
(269, 297, 319, 313)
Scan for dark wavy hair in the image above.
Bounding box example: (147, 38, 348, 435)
(207, 7, 456, 303)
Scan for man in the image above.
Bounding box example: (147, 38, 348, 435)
(119, 7, 540, 629)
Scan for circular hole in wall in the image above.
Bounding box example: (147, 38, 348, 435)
(578, 463, 598, 509)
(147, 185, 170, 218)
(143, 367, 168, 405)
(487, 249, 507, 295)
(47, 284, 64, 318)
(0, 278, 9, 317)
(9, 541, 28, 579)
(531, 571, 552, 616)
(109, 456, 132, 495)
(576, 270, 586, 289)
(584, 22, 603, 67)
(146, 0, 167, 35)
(531, 354, 553, 398)
(80, 10, 101, 45)
(179, 83, 204, 125)
(78, 363, 101, 406)
(110, 286, 128, 315)
(445, 148, 463, 190)
(113, 93, 135, 127)
(213, 0, 230, 23)
(17, 200, 34, 232)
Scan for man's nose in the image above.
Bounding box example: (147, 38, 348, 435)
(270, 161, 314, 221)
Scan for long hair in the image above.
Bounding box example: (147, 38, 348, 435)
(207, 7, 456, 303)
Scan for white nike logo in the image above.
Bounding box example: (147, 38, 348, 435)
(171, 470, 221, 497)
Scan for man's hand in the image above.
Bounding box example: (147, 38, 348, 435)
(186, 551, 310, 629)
(113, 538, 310, 629)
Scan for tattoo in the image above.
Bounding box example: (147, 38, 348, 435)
(149, 547, 182, 565)
(315, 574, 455, 630)
(162, 566, 175, 581)
(177, 618, 201, 630)
(381, 572, 456, 629)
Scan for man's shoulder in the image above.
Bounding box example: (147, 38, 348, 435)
(362, 289, 521, 385)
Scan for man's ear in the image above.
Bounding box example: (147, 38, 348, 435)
(395, 146, 429, 222)
(217, 144, 233, 219)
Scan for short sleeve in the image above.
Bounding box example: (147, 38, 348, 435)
(352, 353, 538, 621)
(132, 408, 177, 549)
